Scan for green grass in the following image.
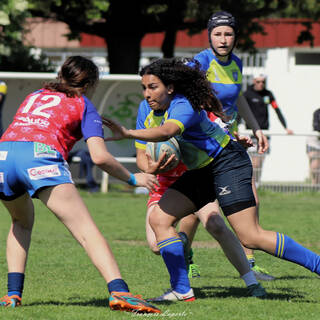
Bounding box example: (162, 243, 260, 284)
(0, 190, 319, 319)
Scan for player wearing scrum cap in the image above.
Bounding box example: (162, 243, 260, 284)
(177, 11, 275, 281)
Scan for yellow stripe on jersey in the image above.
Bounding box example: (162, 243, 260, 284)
(135, 141, 147, 150)
(143, 110, 166, 129)
(198, 157, 214, 169)
(206, 59, 242, 85)
(0, 82, 7, 95)
(166, 119, 185, 133)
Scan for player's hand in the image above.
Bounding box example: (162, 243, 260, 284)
(254, 129, 269, 154)
(102, 116, 129, 141)
(145, 152, 176, 174)
(233, 131, 253, 149)
(134, 172, 159, 192)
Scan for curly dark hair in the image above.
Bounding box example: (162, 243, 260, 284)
(139, 58, 225, 120)
(44, 56, 99, 97)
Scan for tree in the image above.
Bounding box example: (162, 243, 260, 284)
(28, 0, 191, 74)
(6, 0, 320, 73)
(279, 0, 320, 47)
(0, 0, 54, 71)
(28, 0, 320, 74)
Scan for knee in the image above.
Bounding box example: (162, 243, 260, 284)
(13, 217, 34, 232)
(149, 208, 171, 232)
(238, 231, 263, 250)
(239, 237, 256, 250)
(205, 214, 228, 238)
(149, 210, 160, 231)
(149, 243, 160, 255)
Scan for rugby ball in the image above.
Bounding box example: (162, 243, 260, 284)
(146, 137, 181, 172)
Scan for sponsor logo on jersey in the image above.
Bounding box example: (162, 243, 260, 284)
(263, 96, 270, 104)
(0, 172, 4, 183)
(218, 186, 231, 196)
(28, 164, 61, 180)
(34, 142, 57, 158)
(213, 69, 220, 82)
(14, 116, 50, 128)
(0, 151, 8, 160)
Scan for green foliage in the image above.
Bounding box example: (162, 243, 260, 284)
(0, 0, 54, 71)
(0, 190, 319, 319)
(28, 0, 320, 73)
(282, 0, 320, 19)
(2, 0, 320, 72)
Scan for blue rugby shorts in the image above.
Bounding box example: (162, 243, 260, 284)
(168, 140, 256, 216)
(0, 141, 73, 200)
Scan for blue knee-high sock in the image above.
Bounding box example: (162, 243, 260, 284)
(275, 233, 320, 274)
(8, 272, 25, 298)
(158, 236, 190, 294)
(107, 279, 129, 294)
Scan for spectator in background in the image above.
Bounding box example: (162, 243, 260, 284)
(68, 149, 100, 193)
(244, 73, 294, 186)
(0, 80, 7, 136)
(306, 108, 320, 185)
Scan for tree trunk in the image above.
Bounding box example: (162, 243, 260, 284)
(106, 33, 143, 74)
(162, 29, 177, 58)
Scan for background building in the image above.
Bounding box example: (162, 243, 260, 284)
(2, 18, 320, 187)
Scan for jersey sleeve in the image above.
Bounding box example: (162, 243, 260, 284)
(191, 50, 210, 72)
(81, 96, 104, 141)
(269, 91, 277, 106)
(135, 101, 148, 149)
(166, 98, 199, 133)
(232, 53, 243, 73)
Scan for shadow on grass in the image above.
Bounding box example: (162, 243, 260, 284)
(193, 285, 317, 302)
(25, 297, 108, 308)
(21, 281, 318, 307)
(275, 275, 316, 280)
(203, 275, 315, 281)
(25, 296, 174, 308)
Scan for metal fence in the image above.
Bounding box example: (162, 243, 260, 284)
(245, 131, 320, 193)
(78, 132, 320, 194)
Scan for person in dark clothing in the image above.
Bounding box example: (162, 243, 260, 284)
(244, 73, 293, 185)
(306, 108, 320, 185)
(68, 149, 100, 192)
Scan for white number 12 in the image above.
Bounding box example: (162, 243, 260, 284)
(22, 93, 61, 119)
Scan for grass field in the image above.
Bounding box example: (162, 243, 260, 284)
(0, 190, 319, 319)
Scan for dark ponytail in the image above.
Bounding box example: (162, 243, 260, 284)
(44, 56, 99, 97)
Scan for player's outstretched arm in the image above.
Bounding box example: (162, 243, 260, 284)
(103, 116, 180, 142)
(87, 136, 158, 191)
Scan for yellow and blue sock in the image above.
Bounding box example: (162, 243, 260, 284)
(8, 272, 24, 298)
(158, 236, 190, 294)
(275, 233, 320, 274)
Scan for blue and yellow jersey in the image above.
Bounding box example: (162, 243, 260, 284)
(192, 49, 242, 125)
(0, 81, 7, 96)
(135, 94, 231, 170)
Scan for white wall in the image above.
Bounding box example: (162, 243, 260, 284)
(247, 48, 320, 182)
